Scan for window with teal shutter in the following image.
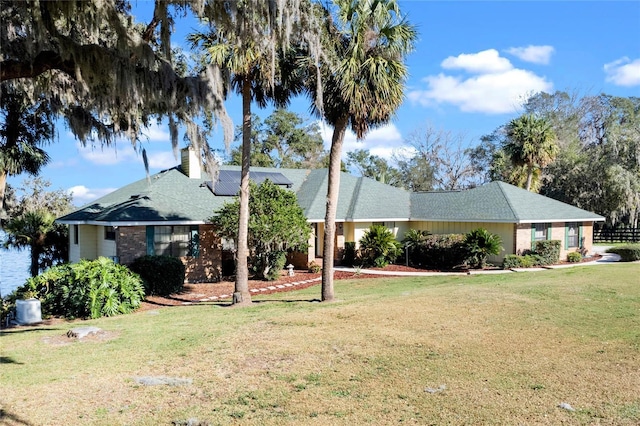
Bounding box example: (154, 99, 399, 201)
(146, 226, 155, 255)
(566, 222, 578, 248)
(146, 225, 200, 258)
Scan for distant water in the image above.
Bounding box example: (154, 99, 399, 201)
(0, 231, 31, 298)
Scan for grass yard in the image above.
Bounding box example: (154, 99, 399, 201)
(1, 264, 639, 425)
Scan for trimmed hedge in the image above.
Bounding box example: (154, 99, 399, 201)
(567, 252, 582, 263)
(533, 240, 561, 265)
(607, 244, 640, 262)
(130, 255, 185, 296)
(422, 234, 467, 270)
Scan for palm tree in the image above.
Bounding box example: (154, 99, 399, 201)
(505, 114, 558, 191)
(0, 85, 53, 214)
(3, 210, 57, 277)
(308, 0, 416, 301)
(189, 1, 319, 305)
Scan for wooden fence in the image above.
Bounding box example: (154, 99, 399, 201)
(593, 228, 640, 243)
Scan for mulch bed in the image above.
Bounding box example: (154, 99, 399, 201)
(141, 255, 604, 310)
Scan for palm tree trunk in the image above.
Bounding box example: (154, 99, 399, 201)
(322, 114, 349, 302)
(525, 166, 533, 191)
(0, 170, 7, 215)
(233, 76, 253, 305)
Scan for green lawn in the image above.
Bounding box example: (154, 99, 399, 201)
(2, 264, 639, 425)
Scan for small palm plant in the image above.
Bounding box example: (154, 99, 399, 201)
(359, 225, 402, 268)
(402, 229, 431, 267)
(464, 228, 503, 269)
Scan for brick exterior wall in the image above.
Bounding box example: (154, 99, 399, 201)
(515, 223, 533, 255)
(117, 226, 147, 265)
(183, 225, 221, 283)
(116, 224, 222, 283)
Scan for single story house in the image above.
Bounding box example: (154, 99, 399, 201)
(57, 148, 605, 282)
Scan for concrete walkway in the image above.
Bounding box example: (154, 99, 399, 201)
(334, 246, 622, 277)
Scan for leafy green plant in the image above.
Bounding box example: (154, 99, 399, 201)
(10, 257, 144, 319)
(533, 240, 561, 265)
(464, 228, 503, 269)
(342, 242, 357, 266)
(211, 180, 311, 280)
(567, 252, 582, 263)
(129, 255, 185, 296)
(402, 229, 431, 267)
(607, 244, 640, 262)
(308, 261, 321, 273)
(421, 234, 467, 270)
(358, 225, 402, 268)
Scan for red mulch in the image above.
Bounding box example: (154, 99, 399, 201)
(141, 255, 603, 310)
(140, 269, 376, 310)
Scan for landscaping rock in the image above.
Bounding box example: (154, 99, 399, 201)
(558, 402, 576, 411)
(67, 326, 102, 339)
(134, 376, 193, 386)
(425, 384, 447, 394)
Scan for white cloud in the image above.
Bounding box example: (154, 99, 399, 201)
(604, 57, 640, 87)
(318, 122, 405, 161)
(441, 49, 513, 74)
(68, 185, 117, 205)
(505, 45, 555, 64)
(141, 122, 172, 143)
(76, 141, 139, 165)
(147, 151, 180, 170)
(409, 49, 553, 114)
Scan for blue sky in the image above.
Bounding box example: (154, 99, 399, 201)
(7, 0, 640, 206)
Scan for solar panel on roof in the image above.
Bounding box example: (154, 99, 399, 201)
(207, 170, 293, 196)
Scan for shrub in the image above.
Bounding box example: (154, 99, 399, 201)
(342, 242, 357, 266)
(260, 251, 287, 281)
(130, 255, 185, 296)
(502, 254, 539, 269)
(11, 257, 144, 319)
(308, 261, 321, 273)
(533, 240, 561, 265)
(422, 234, 467, 270)
(607, 244, 640, 262)
(567, 252, 582, 263)
(402, 229, 431, 267)
(358, 225, 402, 268)
(464, 228, 503, 269)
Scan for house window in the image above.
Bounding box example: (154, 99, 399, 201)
(73, 225, 79, 245)
(147, 225, 200, 257)
(566, 222, 579, 248)
(533, 223, 550, 241)
(104, 226, 116, 241)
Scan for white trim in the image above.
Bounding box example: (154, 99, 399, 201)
(409, 217, 604, 224)
(56, 220, 206, 226)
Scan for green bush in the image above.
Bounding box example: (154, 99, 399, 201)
(422, 234, 467, 270)
(342, 242, 357, 266)
(402, 229, 431, 267)
(533, 240, 561, 265)
(607, 244, 640, 262)
(308, 261, 321, 273)
(358, 225, 402, 268)
(502, 254, 540, 269)
(11, 257, 144, 319)
(254, 251, 287, 281)
(464, 228, 503, 269)
(567, 252, 582, 263)
(130, 255, 185, 296)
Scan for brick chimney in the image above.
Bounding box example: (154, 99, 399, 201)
(181, 147, 201, 179)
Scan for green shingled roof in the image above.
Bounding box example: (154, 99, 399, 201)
(410, 181, 604, 223)
(58, 166, 604, 225)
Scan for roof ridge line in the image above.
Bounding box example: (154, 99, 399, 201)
(496, 181, 521, 221)
(345, 175, 364, 220)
